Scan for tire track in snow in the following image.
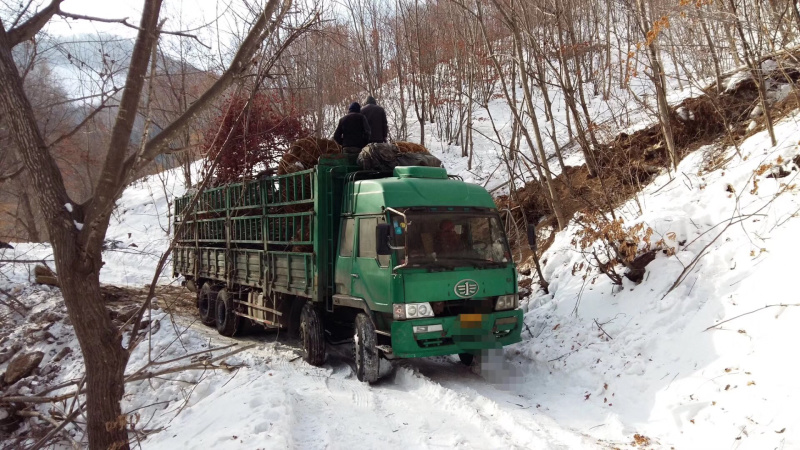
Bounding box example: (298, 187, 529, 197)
(393, 360, 601, 449)
(170, 319, 598, 449)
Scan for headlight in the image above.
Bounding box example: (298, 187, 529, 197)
(393, 302, 435, 320)
(495, 294, 518, 311)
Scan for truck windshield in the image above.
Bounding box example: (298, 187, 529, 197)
(390, 212, 511, 268)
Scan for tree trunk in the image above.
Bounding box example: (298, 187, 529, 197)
(0, 22, 131, 449)
(552, 9, 598, 176)
(793, 0, 800, 34)
(635, 0, 679, 170)
(698, 8, 724, 93)
(718, 0, 743, 67)
(728, 0, 777, 146)
(61, 272, 130, 450)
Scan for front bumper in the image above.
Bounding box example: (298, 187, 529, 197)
(389, 309, 523, 358)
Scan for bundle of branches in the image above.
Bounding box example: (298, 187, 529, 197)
(394, 141, 430, 154)
(276, 137, 342, 176)
(203, 92, 307, 185)
(275, 138, 434, 177)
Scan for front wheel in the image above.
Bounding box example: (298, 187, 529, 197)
(300, 302, 326, 366)
(353, 313, 379, 383)
(457, 352, 474, 366)
(198, 282, 218, 327)
(215, 289, 242, 337)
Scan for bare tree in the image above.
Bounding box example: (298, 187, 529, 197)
(0, 0, 308, 447)
(632, 0, 679, 170)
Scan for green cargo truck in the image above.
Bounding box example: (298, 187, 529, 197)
(172, 154, 522, 382)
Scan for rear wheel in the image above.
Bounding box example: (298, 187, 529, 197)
(353, 313, 379, 383)
(280, 295, 304, 338)
(198, 282, 218, 327)
(457, 352, 474, 366)
(300, 302, 325, 366)
(215, 289, 242, 337)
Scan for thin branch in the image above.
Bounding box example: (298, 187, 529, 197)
(703, 304, 800, 332)
(124, 344, 255, 383)
(20, 409, 83, 450)
(0, 259, 55, 263)
(46, 103, 118, 149)
(594, 318, 614, 340)
(1, 344, 255, 406)
(57, 11, 212, 49)
(0, 286, 29, 315)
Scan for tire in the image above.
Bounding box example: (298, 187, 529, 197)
(215, 289, 242, 337)
(198, 282, 218, 327)
(300, 302, 325, 366)
(458, 352, 474, 366)
(353, 313, 379, 383)
(279, 295, 304, 338)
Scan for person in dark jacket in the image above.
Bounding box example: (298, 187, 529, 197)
(361, 96, 388, 143)
(333, 102, 371, 154)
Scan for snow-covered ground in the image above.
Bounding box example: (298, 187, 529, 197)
(1, 285, 597, 449)
(508, 111, 800, 449)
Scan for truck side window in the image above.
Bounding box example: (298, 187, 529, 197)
(340, 218, 355, 257)
(358, 217, 377, 258)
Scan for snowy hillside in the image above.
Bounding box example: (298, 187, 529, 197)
(511, 110, 800, 449)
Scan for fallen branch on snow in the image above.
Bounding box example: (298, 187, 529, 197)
(703, 303, 800, 332)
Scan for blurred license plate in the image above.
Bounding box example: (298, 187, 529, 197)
(460, 314, 483, 328)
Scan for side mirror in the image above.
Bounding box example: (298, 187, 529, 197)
(526, 224, 537, 251)
(376, 223, 392, 255)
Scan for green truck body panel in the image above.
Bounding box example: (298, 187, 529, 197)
(173, 155, 522, 358)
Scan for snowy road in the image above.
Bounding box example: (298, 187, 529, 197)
(142, 317, 601, 450)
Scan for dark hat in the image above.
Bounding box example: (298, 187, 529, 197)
(348, 102, 361, 113)
(365, 96, 377, 105)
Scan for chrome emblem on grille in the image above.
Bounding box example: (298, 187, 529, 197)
(454, 279, 479, 298)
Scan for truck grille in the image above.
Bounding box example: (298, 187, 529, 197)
(431, 298, 494, 317)
(417, 337, 454, 348)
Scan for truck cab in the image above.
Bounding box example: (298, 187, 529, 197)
(332, 166, 522, 371)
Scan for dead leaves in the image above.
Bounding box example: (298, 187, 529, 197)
(632, 433, 651, 447)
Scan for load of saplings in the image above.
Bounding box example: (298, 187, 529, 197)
(276, 137, 443, 175)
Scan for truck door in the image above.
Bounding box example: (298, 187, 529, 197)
(351, 216, 391, 310)
(334, 218, 355, 295)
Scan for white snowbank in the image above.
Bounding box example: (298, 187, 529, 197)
(512, 111, 800, 448)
